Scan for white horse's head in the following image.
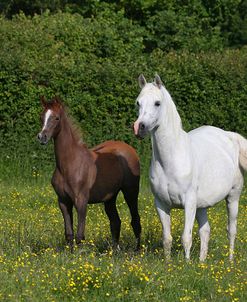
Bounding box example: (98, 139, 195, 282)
(134, 74, 165, 139)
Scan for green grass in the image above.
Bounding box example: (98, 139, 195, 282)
(0, 159, 246, 301)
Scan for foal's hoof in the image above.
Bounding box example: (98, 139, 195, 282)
(65, 240, 74, 253)
(135, 246, 141, 253)
(134, 238, 141, 252)
(134, 243, 141, 253)
(76, 237, 85, 245)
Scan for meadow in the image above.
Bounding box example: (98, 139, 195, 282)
(0, 157, 246, 302)
(0, 3, 247, 301)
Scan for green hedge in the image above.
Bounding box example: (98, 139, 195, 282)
(0, 12, 247, 178)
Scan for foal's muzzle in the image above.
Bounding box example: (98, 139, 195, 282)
(37, 132, 48, 145)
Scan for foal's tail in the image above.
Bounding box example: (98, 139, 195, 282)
(228, 132, 247, 171)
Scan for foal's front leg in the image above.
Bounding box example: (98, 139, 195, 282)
(75, 196, 87, 244)
(58, 198, 74, 246)
(155, 198, 172, 259)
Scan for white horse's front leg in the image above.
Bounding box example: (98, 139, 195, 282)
(155, 198, 172, 259)
(196, 208, 210, 262)
(182, 194, 197, 261)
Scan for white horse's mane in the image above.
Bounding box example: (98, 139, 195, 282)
(162, 85, 182, 122)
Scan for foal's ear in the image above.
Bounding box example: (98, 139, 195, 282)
(138, 74, 147, 89)
(53, 96, 61, 104)
(53, 96, 64, 108)
(40, 96, 47, 107)
(154, 74, 163, 89)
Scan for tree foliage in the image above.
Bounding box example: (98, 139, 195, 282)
(1, 1, 247, 50)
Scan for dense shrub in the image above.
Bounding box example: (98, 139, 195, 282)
(0, 12, 247, 174)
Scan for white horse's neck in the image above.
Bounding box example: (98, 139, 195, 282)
(151, 86, 188, 165)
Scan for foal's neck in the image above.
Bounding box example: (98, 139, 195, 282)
(53, 113, 86, 171)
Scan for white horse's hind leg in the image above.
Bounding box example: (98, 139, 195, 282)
(226, 189, 241, 261)
(155, 198, 172, 259)
(196, 208, 210, 262)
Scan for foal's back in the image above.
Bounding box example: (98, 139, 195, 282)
(88, 141, 140, 203)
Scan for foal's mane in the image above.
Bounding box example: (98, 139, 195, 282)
(65, 109, 85, 146)
(46, 96, 85, 145)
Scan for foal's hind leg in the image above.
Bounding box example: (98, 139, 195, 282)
(122, 187, 141, 250)
(196, 208, 210, 262)
(104, 197, 121, 249)
(226, 184, 242, 260)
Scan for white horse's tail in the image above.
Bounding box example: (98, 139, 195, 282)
(228, 132, 247, 171)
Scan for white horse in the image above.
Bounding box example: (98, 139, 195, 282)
(134, 74, 247, 261)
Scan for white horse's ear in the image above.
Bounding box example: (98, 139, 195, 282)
(154, 74, 163, 88)
(138, 74, 147, 89)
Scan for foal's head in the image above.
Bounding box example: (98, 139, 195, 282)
(37, 96, 64, 145)
(134, 74, 164, 139)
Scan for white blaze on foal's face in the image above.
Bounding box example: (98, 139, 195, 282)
(38, 109, 55, 144)
(42, 109, 53, 132)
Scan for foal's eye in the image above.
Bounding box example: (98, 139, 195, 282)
(55, 116, 60, 121)
(155, 101, 161, 107)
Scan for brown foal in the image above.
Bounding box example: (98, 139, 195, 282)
(37, 96, 141, 250)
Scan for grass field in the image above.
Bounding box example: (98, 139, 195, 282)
(0, 163, 246, 302)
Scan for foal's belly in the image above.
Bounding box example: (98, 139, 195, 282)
(88, 175, 121, 203)
(88, 155, 123, 203)
(88, 191, 117, 204)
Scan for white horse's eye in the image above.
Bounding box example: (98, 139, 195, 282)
(136, 101, 140, 107)
(155, 101, 161, 107)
